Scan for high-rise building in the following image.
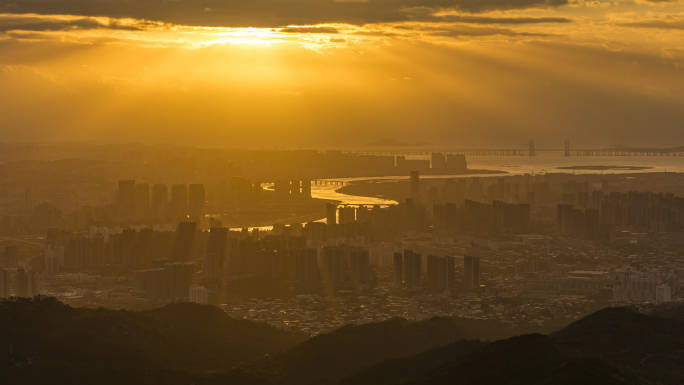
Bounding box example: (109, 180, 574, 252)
(431, 153, 446, 172)
(356, 206, 371, 223)
(174, 222, 196, 262)
(463, 255, 481, 289)
(151, 184, 169, 218)
(326, 202, 338, 225)
(134, 268, 170, 302)
(171, 184, 189, 219)
(339, 205, 356, 224)
(165, 261, 195, 301)
(135, 183, 150, 218)
(208, 227, 228, 268)
(348, 249, 370, 283)
(254, 250, 279, 279)
(393, 252, 403, 287)
(402, 249, 422, 288)
(121, 228, 138, 269)
(412, 252, 422, 288)
(287, 248, 319, 282)
(656, 284, 672, 303)
(410, 171, 420, 202)
(4, 245, 18, 268)
(403, 249, 414, 287)
(189, 285, 209, 305)
(427, 255, 455, 289)
(64, 235, 91, 269)
(323, 246, 345, 283)
(118, 180, 136, 214)
(45, 245, 64, 275)
(290, 180, 301, 196)
(188, 184, 206, 219)
(201, 253, 222, 281)
(302, 180, 312, 198)
(0, 269, 12, 297)
(446, 154, 467, 173)
(16, 269, 38, 298)
(426, 254, 439, 287)
(445, 256, 456, 288)
(274, 180, 289, 200)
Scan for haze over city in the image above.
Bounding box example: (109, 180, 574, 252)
(4, 0, 684, 384)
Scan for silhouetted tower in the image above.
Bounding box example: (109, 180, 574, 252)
(151, 184, 168, 219)
(174, 221, 196, 262)
(301, 180, 312, 198)
(326, 202, 338, 225)
(118, 180, 136, 215)
(290, 180, 301, 196)
(564, 139, 570, 156)
(393, 252, 403, 287)
(528, 140, 535, 156)
(410, 171, 420, 202)
(463, 255, 481, 289)
(171, 184, 189, 219)
(188, 184, 206, 219)
(135, 183, 150, 218)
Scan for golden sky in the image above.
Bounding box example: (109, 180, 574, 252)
(1, 0, 684, 148)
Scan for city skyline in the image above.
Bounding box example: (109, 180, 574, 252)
(3, 0, 684, 382)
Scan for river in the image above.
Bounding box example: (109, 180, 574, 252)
(236, 151, 683, 230)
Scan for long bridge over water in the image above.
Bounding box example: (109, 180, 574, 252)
(354, 140, 684, 157)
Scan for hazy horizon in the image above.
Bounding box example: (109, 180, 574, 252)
(2, 0, 684, 147)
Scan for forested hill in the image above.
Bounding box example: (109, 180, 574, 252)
(386, 307, 684, 385)
(4, 297, 684, 385)
(0, 296, 304, 385)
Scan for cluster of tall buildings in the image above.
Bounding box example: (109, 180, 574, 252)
(622, 269, 675, 302)
(248, 150, 468, 178)
(0, 268, 38, 298)
(133, 260, 195, 303)
(43, 221, 379, 283)
(319, 246, 371, 284)
(272, 180, 312, 201)
(430, 176, 546, 207)
(429, 153, 468, 174)
(530, 268, 677, 303)
(22, 177, 263, 234)
(557, 191, 684, 239)
(1, 245, 39, 298)
(115, 180, 207, 221)
(325, 200, 429, 236)
(433, 200, 531, 236)
(46, 222, 202, 272)
(392, 250, 480, 291)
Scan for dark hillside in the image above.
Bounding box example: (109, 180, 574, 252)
(0, 296, 304, 385)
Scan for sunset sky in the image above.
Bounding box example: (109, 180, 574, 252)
(1, 0, 684, 148)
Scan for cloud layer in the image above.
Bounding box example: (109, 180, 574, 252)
(0, 14, 148, 32)
(0, 0, 570, 27)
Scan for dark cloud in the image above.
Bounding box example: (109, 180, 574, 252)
(408, 24, 552, 36)
(0, 0, 570, 27)
(279, 26, 339, 33)
(423, 15, 573, 23)
(351, 30, 402, 37)
(0, 15, 145, 32)
(618, 20, 684, 30)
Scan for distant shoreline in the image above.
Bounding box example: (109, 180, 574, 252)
(557, 165, 654, 171)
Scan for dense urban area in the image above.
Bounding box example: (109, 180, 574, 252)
(1, 143, 684, 337)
